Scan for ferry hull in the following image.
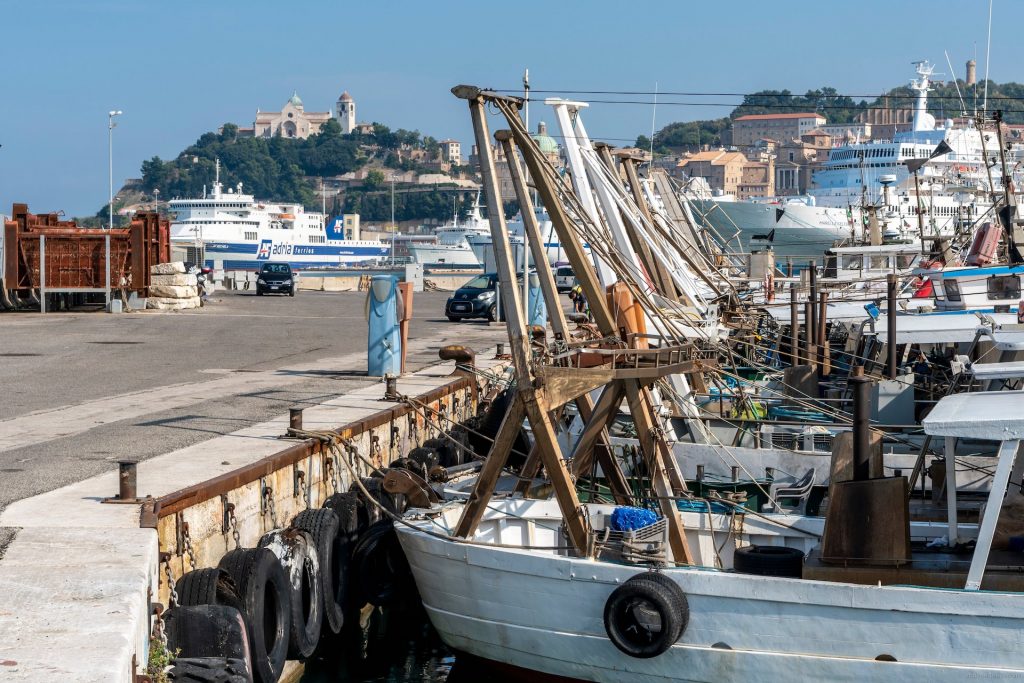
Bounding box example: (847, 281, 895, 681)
(408, 244, 481, 268)
(689, 199, 853, 259)
(171, 239, 388, 270)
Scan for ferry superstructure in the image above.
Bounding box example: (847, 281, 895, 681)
(169, 161, 388, 269)
(407, 194, 490, 268)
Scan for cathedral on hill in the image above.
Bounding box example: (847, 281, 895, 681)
(249, 90, 357, 139)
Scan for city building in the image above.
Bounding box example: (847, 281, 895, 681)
(774, 129, 832, 195)
(819, 122, 872, 142)
(254, 92, 332, 139)
(677, 150, 748, 195)
(732, 112, 826, 149)
(440, 139, 462, 165)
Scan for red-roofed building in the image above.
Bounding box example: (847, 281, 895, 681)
(732, 112, 826, 148)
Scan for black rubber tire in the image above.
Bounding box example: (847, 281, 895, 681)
(416, 441, 448, 469)
(408, 447, 439, 475)
(256, 289, 263, 296)
(351, 476, 402, 522)
(291, 508, 344, 635)
(486, 304, 497, 322)
(350, 519, 413, 607)
(636, 572, 689, 642)
(168, 657, 252, 682)
(733, 545, 805, 578)
(322, 491, 361, 612)
(176, 568, 244, 615)
(165, 604, 251, 662)
(217, 548, 289, 683)
(447, 315, 459, 322)
(390, 456, 426, 480)
(604, 575, 687, 658)
(257, 529, 322, 659)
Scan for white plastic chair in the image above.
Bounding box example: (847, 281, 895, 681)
(762, 468, 816, 514)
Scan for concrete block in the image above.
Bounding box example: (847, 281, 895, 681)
(151, 261, 186, 275)
(150, 273, 198, 287)
(149, 284, 198, 299)
(146, 296, 201, 310)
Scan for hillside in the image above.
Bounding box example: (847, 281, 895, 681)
(644, 78, 1024, 153)
(91, 118, 474, 225)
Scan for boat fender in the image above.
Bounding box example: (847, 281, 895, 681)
(350, 519, 415, 607)
(164, 604, 252, 664)
(350, 476, 404, 522)
(408, 445, 440, 473)
(257, 529, 323, 659)
(322, 491, 362, 613)
(733, 545, 805, 578)
(175, 567, 244, 615)
(603, 573, 688, 658)
(167, 657, 252, 682)
(291, 508, 345, 635)
(217, 548, 291, 683)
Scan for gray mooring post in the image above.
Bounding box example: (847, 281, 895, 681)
(39, 235, 46, 314)
(850, 365, 872, 481)
(117, 460, 138, 500)
(789, 284, 800, 364)
(804, 299, 817, 369)
(887, 273, 898, 379)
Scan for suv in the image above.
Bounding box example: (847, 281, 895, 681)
(446, 272, 530, 322)
(256, 262, 296, 296)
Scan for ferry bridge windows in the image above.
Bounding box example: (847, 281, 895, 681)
(987, 275, 1021, 301)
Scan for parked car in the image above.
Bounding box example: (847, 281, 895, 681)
(554, 265, 576, 292)
(256, 263, 296, 296)
(445, 272, 524, 322)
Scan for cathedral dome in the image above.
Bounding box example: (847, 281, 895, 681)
(338, 91, 353, 102)
(531, 121, 558, 155)
(288, 91, 303, 108)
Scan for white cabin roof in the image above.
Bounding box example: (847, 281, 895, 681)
(827, 244, 921, 255)
(967, 360, 1024, 381)
(923, 391, 1024, 440)
(876, 312, 1018, 344)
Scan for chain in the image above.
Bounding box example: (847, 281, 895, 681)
(181, 521, 198, 570)
(263, 485, 279, 529)
(325, 457, 338, 493)
(162, 555, 179, 608)
(228, 505, 241, 549)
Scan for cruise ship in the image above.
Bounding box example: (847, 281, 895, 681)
(407, 193, 489, 269)
(169, 161, 388, 269)
(687, 61, 1021, 258)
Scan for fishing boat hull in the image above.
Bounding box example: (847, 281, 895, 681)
(396, 500, 1024, 683)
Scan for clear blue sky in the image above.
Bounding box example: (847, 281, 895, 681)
(1, 0, 1014, 216)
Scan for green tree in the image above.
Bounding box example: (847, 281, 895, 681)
(365, 169, 385, 187)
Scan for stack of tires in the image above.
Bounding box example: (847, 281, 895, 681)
(163, 475, 419, 682)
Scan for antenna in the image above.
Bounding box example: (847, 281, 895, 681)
(944, 50, 968, 116)
(649, 81, 658, 162)
(983, 0, 993, 112)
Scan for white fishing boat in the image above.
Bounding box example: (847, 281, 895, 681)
(396, 391, 1024, 682)
(169, 160, 388, 269)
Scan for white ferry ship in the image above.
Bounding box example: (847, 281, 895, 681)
(407, 193, 489, 268)
(169, 161, 388, 269)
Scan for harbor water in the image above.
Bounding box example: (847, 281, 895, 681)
(299, 607, 519, 683)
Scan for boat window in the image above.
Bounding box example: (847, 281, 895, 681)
(987, 275, 1021, 300)
(944, 279, 961, 302)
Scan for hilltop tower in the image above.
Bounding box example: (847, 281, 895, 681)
(336, 91, 355, 134)
(966, 59, 977, 86)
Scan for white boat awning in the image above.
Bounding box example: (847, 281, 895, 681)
(877, 313, 1018, 344)
(968, 361, 1024, 381)
(922, 391, 1024, 440)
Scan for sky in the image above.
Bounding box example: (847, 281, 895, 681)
(0, 0, 1016, 216)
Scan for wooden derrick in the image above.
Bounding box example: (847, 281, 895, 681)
(450, 86, 704, 565)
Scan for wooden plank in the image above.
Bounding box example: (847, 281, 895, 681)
(820, 477, 911, 565)
(453, 396, 526, 538)
(521, 387, 592, 554)
(569, 382, 625, 472)
(535, 366, 615, 406)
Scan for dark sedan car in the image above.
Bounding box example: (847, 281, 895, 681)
(256, 262, 296, 296)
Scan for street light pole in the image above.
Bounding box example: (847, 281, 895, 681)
(390, 179, 396, 267)
(107, 110, 122, 311)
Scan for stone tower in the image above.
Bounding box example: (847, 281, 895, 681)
(966, 59, 977, 86)
(336, 91, 355, 134)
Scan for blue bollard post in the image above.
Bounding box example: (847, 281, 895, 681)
(366, 275, 401, 377)
(528, 279, 547, 327)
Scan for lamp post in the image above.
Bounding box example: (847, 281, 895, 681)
(390, 178, 396, 267)
(153, 188, 159, 214)
(107, 110, 122, 311)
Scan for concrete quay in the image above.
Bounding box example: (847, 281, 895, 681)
(0, 288, 507, 681)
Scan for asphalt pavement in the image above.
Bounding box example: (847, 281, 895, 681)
(0, 289, 505, 516)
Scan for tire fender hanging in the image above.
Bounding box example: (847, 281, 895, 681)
(258, 528, 323, 659)
(603, 573, 689, 658)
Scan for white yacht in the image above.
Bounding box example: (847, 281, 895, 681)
(467, 205, 575, 270)
(407, 193, 489, 269)
(169, 161, 388, 269)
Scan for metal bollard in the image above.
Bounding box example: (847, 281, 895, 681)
(289, 407, 303, 431)
(696, 465, 705, 482)
(118, 460, 138, 501)
(731, 466, 740, 482)
(765, 467, 775, 482)
(384, 374, 399, 401)
(496, 342, 505, 358)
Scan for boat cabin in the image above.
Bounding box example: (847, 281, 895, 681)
(920, 264, 1024, 312)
